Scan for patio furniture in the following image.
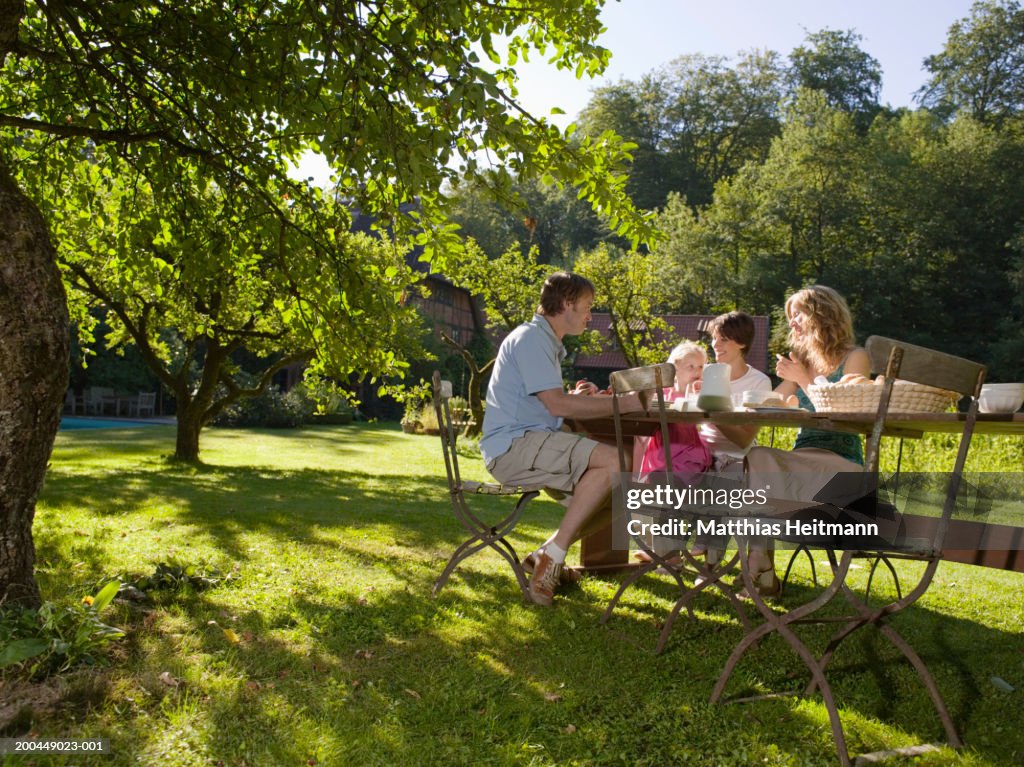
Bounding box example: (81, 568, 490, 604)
(129, 392, 157, 417)
(600, 362, 750, 652)
(84, 386, 117, 415)
(779, 336, 961, 595)
(64, 389, 81, 415)
(577, 408, 1024, 571)
(430, 370, 546, 599)
(710, 336, 986, 766)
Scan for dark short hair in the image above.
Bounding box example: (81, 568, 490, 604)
(707, 311, 756, 358)
(538, 272, 595, 316)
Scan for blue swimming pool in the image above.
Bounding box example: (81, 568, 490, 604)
(60, 417, 163, 430)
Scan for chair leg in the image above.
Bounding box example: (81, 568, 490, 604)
(712, 546, 858, 766)
(802, 571, 962, 757)
(433, 537, 495, 596)
(809, 597, 962, 751)
(864, 555, 902, 601)
(781, 544, 818, 592)
(656, 551, 749, 655)
(601, 523, 683, 628)
(877, 621, 962, 748)
(600, 560, 659, 625)
(433, 490, 537, 599)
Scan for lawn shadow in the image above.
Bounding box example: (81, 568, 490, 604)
(38, 460, 564, 572)
(604, 565, 1024, 764)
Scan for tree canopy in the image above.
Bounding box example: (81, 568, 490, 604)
(787, 28, 882, 120)
(919, 0, 1024, 124)
(0, 0, 650, 604)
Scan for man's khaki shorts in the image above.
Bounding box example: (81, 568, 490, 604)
(488, 430, 599, 493)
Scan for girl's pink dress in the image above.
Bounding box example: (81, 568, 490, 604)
(637, 388, 712, 481)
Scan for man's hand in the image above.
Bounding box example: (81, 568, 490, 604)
(573, 379, 600, 396)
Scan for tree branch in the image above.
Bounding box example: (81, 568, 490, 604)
(0, 114, 213, 155)
(206, 349, 313, 422)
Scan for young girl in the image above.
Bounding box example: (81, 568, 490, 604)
(743, 285, 870, 597)
(633, 341, 713, 565)
(637, 341, 713, 481)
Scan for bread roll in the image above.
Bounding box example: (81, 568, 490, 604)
(839, 373, 871, 385)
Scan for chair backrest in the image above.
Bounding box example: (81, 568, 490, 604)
(86, 386, 113, 403)
(609, 363, 675, 476)
(432, 370, 461, 493)
(866, 336, 986, 399)
(863, 336, 987, 552)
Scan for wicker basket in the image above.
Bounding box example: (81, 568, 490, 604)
(806, 381, 959, 414)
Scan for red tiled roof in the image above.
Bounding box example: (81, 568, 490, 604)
(575, 314, 771, 374)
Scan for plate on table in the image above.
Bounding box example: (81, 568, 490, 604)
(669, 398, 700, 412)
(743, 404, 808, 413)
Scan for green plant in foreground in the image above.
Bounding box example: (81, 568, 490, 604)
(121, 560, 235, 594)
(0, 581, 124, 679)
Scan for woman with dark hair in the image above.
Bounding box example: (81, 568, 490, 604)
(699, 311, 773, 472)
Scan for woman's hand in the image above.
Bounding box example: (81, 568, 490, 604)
(775, 353, 812, 389)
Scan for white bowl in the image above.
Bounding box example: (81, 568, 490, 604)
(978, 383, 1024, 414)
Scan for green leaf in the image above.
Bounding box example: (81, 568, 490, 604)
(0, 638, 49, 668)
(90, 581, 120, 612)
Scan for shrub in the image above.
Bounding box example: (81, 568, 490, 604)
(416, 401, 440, 433)
(448, 395, 470, 423)
(214, 386, 313, 428)
(0, 583, 124, 679)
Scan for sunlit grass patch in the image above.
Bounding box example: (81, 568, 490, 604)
(3, 422, 1019, 766)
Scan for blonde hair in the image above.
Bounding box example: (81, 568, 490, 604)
(668, 340, 707, 365)
(785, 285, 855, 375)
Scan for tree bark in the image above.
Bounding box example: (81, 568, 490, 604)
(174, 402, 204, 463)
(440, 331, 492, 438)
(0, 158, 70, 606)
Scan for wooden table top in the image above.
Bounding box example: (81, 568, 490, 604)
(577, 408, 1024, 439)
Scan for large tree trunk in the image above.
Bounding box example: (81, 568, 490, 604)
(174, 400, 205, 463)
(0, 160, 70, 607)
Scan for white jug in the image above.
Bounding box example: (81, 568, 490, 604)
(697, 362, 733, 412)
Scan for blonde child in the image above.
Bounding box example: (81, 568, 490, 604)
(632, 341, 712, 564)
(637, 340, 713, 480)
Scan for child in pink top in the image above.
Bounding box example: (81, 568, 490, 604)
(637, 341, 713, 481)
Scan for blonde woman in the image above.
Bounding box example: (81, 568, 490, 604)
(743, 285, 870, 597)
(774, 285, 870, 461)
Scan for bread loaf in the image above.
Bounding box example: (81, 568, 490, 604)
(838, 373, 872, 385)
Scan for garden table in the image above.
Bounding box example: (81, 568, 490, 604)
(575, 406, 1024, 765)
(574, 408, 1024, 572)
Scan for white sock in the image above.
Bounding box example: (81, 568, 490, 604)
(545, 542, 567, 565)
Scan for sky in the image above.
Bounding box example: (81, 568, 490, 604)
(514, 0, 977, 125)
(295, 0, 977, 184)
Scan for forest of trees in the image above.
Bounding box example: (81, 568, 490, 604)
(447, 0, 1024, 382)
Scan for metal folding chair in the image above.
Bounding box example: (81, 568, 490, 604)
(781, 337, 917, 597)
(711, 337, 986, 766)
(430, 370, 546, 599)
(600, 363, 749, 653)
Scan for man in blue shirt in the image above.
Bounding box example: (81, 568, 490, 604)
(481, 272, 642, 606)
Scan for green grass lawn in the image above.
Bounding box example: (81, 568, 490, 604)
(4, 423, 1023, 766)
